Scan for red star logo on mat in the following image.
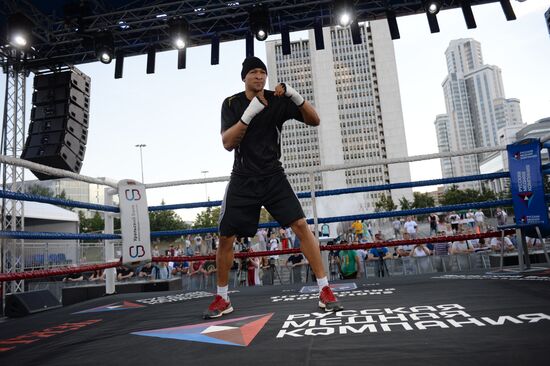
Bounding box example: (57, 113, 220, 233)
(132, 313, 274, 347)
(73, 301, 145, 314)
(517, 192, 533, 206)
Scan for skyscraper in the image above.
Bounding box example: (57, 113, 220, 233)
(436, 38, 522, 188)
(265, 20, 412, 223)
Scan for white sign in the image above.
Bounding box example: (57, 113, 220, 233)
(118, 179, 152, 265)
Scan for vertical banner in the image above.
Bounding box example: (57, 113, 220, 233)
(507, 139, 548, 227)
(118, 179, 151, 265)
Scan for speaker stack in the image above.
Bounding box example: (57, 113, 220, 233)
(22, 68, 91, 180)
(5, 289, 62, 317)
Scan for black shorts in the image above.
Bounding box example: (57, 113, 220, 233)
(218, 173, 305, 237)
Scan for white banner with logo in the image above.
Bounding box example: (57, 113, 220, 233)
(118, 179, 152, 265)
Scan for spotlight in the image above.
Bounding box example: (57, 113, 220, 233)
(7, 13, 34, 50)
(169, 18, 189, 50)
(94, 32, 114, 64)
(314, 17, 325, 50)
(281, 22, 291, 55)
(461, 0, 477, 29)
(499, 0, 516, 21)
(424, 1, 442, 15)
(386, 10, 400, 40)
(249, 4, 270, 41)
(334, 0, 355, 27)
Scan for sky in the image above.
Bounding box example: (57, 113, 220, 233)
(1, 0, 549, 222)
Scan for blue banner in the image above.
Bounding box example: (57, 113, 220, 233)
(507, 139, 548, 227)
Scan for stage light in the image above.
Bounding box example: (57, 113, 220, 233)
(169, 18, 189, 50)
(281, 22, 291, 55)
(424, 1, 442, 15)
(386, 10, 400, 40)
(94, 32, 114, 64)
(461, 0, 477, 29)
(426, 12, 440, 33)
(249, 4, 270, 41)
(350, 21, 362, 44)
(114, 51, 124, 79)
(314, 17, 325, 50)
(334, 0, 354, 27)
(499, 0, 516, 21)
(211, 35, 220, 65)
(7, 13, 34, 50)
(147, 47, 156, 74)
(246, 32, 254, 57)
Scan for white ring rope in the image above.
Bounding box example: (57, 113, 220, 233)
(0, 155, 118, 188)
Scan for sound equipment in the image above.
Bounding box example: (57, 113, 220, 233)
(5, 289, 62, 317)
(22, 67, 90, 180)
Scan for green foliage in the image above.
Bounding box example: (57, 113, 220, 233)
(412, 192, 435, 209)
(79, 211, 104, 233)
(439, 184, 499, 207)
(399, 197, 412, 210)
(375, 194, 397, 212)
(27, 184, 55, 197)
(193, 206, 220, 228)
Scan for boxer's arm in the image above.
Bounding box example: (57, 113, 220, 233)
(275, 83, 319, 126)
(221, 122, 248, 151)
(299, 100, 320, 126)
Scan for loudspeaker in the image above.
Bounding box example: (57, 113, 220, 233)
(22, 68, 91, 180)
(5, 290, 62, 317)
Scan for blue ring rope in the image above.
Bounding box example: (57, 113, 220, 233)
(0, 190, 119, 213)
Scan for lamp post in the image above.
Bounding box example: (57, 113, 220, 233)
(201, 170, 209, 201)
(135, 144, 146, 183)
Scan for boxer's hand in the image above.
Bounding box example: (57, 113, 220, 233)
(276, 82, 304, 106)
(240, 96, 266, 125)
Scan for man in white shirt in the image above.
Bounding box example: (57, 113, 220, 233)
(474, 209, 486, 232)
(490, 236, 515, 252)
(403, 216, 418, 239)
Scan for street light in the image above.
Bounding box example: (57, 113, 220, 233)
(135, 144, 146, 183)
(201, 170, 209, 200)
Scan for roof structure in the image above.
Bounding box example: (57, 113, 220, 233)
(0, 0, 505, 72)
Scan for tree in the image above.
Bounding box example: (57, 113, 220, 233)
(27, 184, 55, 197)
(79, 211, 104, 233)
(375, 194, 397, 212)
(399, 197, 412, 210)
(193, 206, 221, 228)
(412, 192, 435, 209)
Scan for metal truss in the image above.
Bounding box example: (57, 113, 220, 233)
(0, 0, 501, 72)
(1, 52, 26, 297)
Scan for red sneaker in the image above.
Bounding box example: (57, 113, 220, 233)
(203, 295, 234, 319)
(319, 286, 343, 312)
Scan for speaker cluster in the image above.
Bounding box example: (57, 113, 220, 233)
(21, 68, 91, 180)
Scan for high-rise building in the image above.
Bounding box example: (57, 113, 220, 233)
(265, 20, 412, 224)
(434, 114, 453, 179)
(436, 38, 523, 189)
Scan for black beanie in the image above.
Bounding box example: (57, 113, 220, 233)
(241, 56, 267, 80)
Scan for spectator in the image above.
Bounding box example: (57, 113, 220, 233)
(286, 252, 306, 283)
(116, 265, 134, 281)
(205, 233, 214, 251)
(432, 231, 451, 272)
(321, 223, 330, 237)
(351, 220, 363, 241)
(153, 261, 171, 279)
(403, 216, 418, 239)
(448, 211, 461, 234)
(203, 253, 217, 287)
(88, 269, 105, 281)
(466, 210, 475, 228)
(474, 209, 486, 232)
(410, 243, 432, 273)
(185, 240, 194, 256)
(397, 232, 414, 257)
(490, 236, 515, 252)
(392, 218, 402, 239)
(246, 248, 261, 286)
(152, 245, 160, 257)
(367, 244, 392, 278)
(63, 269, 84, 282)
(428, 213, 439, 236)
(172, 260, 189, 276)
(138, 262, 154, 278)
(336, 240, 361, 279)
(496, 207, 508, 227)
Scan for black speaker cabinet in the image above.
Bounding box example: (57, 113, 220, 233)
(5, 290, 62, 318)
(23, 68, 90, 180)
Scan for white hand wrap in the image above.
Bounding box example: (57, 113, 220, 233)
(240, 96, 266, 125)
(282, 83, 305, 106)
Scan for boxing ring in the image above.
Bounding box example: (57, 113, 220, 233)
(1, 137, 550, 365)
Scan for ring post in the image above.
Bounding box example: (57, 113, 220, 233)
(309, 171, 328, 274)
(104, 188, 117, 294)
(504, 138, 549, 272)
